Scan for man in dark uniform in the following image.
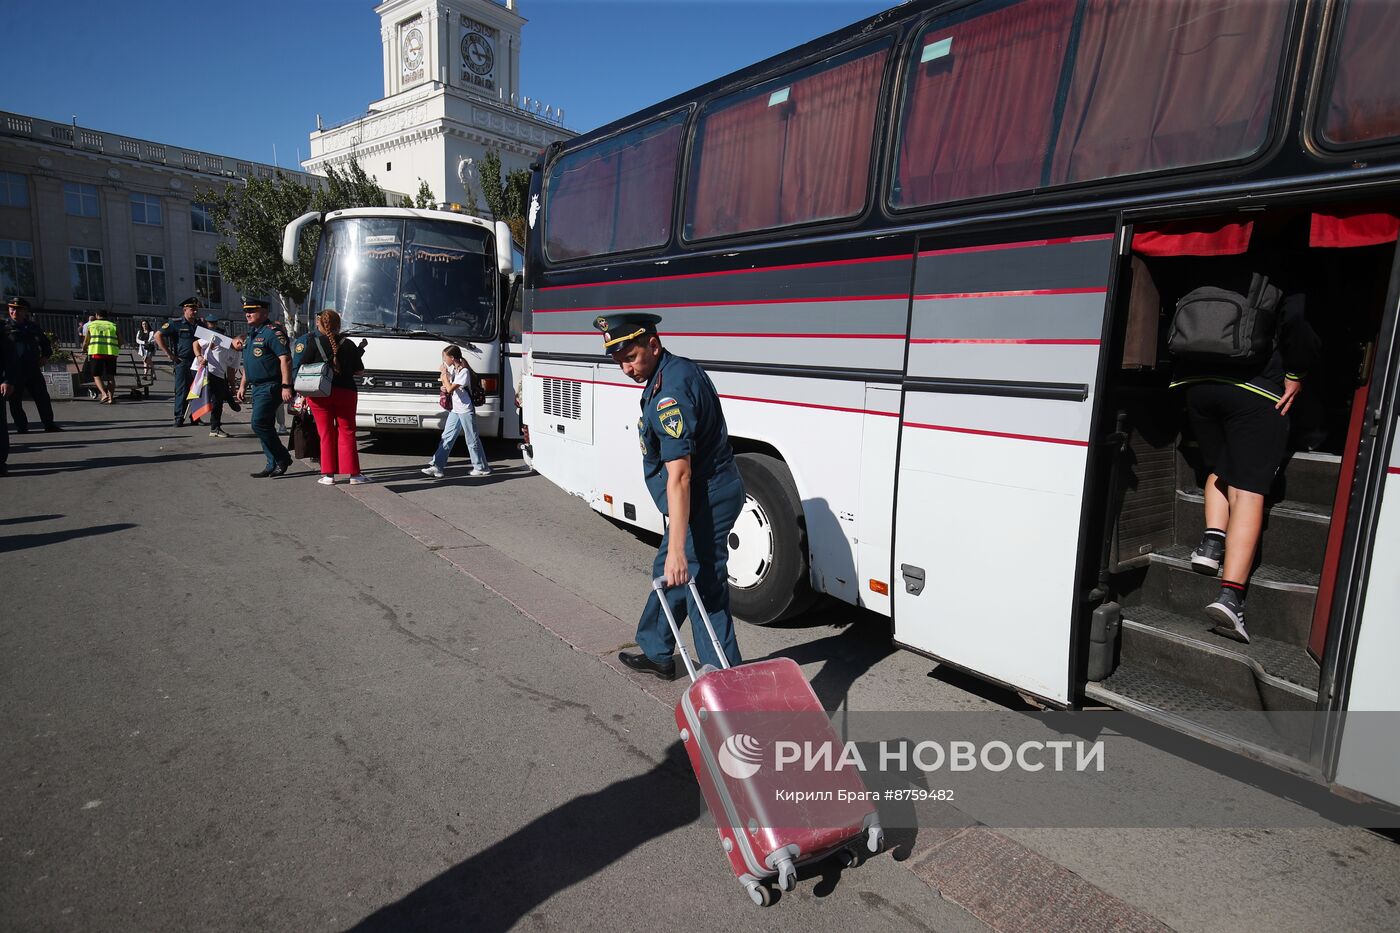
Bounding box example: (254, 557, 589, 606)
(236, 299, 293, 477)
(599, 313, 746, 680)
(155, 297, 204, 426)
(0, 310, 17, 475)
(5, 297, 61, 433)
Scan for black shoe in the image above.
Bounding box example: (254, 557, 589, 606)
(1190, 533, 1224, 575)
(250, 468, 275, 478)
(42, 424, 63, 432)
(618, 649, 677, 681)
(174, 419, 184, 428)
(228, 400, 242, 412)
(270, 460, 291, 476)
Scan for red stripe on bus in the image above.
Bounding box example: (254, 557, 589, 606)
(919, 234, 1115, 257)
(720, 393, 899, 417)
(531, 331, 904, 339)
(914, 287, 1107, 300)
(1389, 466, 1400, 475)
(902, 421, 1089, 447)
(538, 253, 914, 292)
(532, 373, 641, 390)
(910, 338, 1101, 346)
(534, 293, 906, 314)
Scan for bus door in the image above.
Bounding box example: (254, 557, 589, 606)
(892, 229, 1119, 704)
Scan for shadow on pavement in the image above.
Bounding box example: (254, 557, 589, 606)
(12, 451, 249, 474)
(0, 513, 62, 526)
(0, 521, 137, 554)
(344, 741, 703, 933)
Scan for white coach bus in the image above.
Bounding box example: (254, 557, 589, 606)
(523, 0, 1400, 806)
(283, 206, 523, 438)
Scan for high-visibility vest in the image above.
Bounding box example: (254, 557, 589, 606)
(87, 319, 119, 356)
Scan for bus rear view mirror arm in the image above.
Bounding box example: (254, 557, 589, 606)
(282, 211, 324, 266)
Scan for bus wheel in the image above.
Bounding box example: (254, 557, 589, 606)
(729, 453, 814, 625)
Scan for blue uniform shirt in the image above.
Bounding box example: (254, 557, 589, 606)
(638, 350, 737, 514)
(160, 317, 201, 360)
(6, 319, 50, 373)
(242, 322, 290, 384)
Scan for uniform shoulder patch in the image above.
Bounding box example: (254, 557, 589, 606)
(659, 406, 684, 439)
(295, 342, 305, 353)
(655, 396, 677, 412)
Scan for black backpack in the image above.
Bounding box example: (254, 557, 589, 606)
(1166, 273, 1282, 362)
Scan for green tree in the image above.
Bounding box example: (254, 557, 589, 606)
(197, 160, 387, 325)
(412, 178, 436, 209)
(477, 150, 531, 246)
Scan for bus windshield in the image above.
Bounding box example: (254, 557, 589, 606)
(308, 217, 498, 340)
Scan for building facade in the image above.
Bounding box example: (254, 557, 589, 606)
(304, 0, 572, 210)
(0, 110, 314, 324)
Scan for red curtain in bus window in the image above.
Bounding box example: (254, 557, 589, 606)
(1132, 218, 1255, 257)
(689, 47, 885, 239)
(1309, 209, 1400, 249)
(1321, 0, 1400, 146)
(778, 49, 886, 227)
(1051, 0, 1288, 185)
(894, 0, 1074, 207)
(546, 149, 620, 260)
(689, 94, 786, 239)
(611, 119, 685, 253)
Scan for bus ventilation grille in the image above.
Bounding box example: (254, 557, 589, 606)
(542, 377, 582, 420)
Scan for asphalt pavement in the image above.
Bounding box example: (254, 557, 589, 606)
(3, 381, 1399, 932)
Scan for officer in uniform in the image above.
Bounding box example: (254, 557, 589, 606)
(236, 299, 293, 477)
(156, 297, 205, 426)
(599, 313, 746, 680)
(5, 297, 61, 433)
(0, 308, 17, 474)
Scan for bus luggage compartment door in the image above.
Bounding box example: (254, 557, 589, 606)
(892, 231, 1117, 704)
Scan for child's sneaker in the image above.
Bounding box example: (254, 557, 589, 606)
(348, 474, 371, 485)
(1190, 531, 1225, 575)
(1206, 587, 1248, 643)
(421, 465, 445, 479)
(318, 475, 336, 486)
(470, 467, 492, 477)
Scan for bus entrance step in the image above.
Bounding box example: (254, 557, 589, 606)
(1119, 605, 1318, 709)
(1085, 663, 1313, 766)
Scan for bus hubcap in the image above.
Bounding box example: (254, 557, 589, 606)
(728, 494, 774, 590)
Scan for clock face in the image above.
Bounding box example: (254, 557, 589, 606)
(461, 32, 494, 76)
(403, 27, 424, 68)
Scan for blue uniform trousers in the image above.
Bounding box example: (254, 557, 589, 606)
(636, 468, 745, 670)
(7, 369, 55, 430)
(250, 382, 290, 470)
(172, 357, 194, 422)
(0, 389, 8, 467)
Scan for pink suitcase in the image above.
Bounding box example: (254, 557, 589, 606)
(654, 578, 883, 906)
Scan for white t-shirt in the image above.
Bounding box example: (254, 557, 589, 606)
(447, 364, 475, 415)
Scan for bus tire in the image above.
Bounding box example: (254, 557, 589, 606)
(728, 453, 815, 625)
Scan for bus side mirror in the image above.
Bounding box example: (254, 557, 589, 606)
(494, 221, 514, 275)
(282, 211, 322, 266)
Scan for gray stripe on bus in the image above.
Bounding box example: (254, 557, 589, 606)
(534, 298, 907, 336)
(909, 292, 1106, 341)
(914, 239, 1113, 295)
(905, 343, 1101, 387)
(532, 333, 906, 371)
(535, 259, 914, 312)
(901, 391, 1096, 446)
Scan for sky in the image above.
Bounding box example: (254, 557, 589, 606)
(2, 0, 892, 169)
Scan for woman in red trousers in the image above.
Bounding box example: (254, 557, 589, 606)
(300, 309, 369, 485)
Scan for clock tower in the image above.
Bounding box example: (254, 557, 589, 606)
(305, 0, 571, 212)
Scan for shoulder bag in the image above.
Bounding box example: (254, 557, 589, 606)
(293, 334, 333, 397)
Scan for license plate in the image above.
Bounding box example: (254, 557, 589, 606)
(373, 414, 420, 426)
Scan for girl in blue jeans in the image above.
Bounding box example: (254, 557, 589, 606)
(422, 345, 491, 479)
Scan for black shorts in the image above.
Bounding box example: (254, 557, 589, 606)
(90, 356, 117, 379)
(1184, 382, 1290, 495)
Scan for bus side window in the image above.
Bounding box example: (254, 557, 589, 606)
(505, 274, 523, 344)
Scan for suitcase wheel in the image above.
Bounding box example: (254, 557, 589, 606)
(867, 825, 885, 854)
(837, 845, 865, 869)
(776, 857, 797, 892)
(744, 881, 771, 907)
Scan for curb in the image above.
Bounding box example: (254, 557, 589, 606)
(340, 479, 1171, 933)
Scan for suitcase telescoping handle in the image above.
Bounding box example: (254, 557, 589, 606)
(651, 577, 731, 682)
